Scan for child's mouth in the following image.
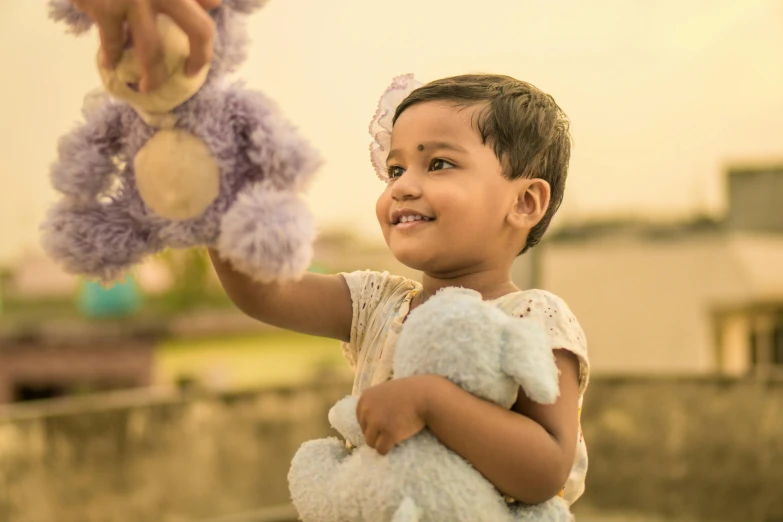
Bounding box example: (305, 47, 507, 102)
(395, 217, 434, 230)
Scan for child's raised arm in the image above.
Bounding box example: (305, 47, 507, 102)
(208, 250, 353, 342)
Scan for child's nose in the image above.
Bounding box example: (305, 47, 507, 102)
(390, 171, 422, 201)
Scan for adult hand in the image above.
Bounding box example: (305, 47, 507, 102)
(72, 0, 222, 93)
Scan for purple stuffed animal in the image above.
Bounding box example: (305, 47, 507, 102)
(42, 0, 321, 283)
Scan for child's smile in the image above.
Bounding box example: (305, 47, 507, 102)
(391, 209, 435, 230)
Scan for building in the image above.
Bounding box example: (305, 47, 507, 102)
(538, 164, 783, 377)
(0, 321, 164, 403)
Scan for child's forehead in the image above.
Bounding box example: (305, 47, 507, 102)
(391, 101, 483, 144)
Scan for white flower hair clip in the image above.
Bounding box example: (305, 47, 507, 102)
(369, 74, 424, 181)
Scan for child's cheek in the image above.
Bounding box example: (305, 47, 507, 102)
(375, 190, 392, 232)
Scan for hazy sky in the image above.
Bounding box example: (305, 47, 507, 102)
(1, 0, 781, 265)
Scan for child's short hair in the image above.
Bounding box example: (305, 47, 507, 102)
(393, 74, 571, 254)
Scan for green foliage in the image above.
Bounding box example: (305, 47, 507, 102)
(156, 248, 229, 313)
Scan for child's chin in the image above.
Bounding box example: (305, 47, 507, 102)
(390, 248, 434, 272)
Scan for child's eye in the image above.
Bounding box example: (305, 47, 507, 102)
(387, 166, 405, 179)
(430, 159, 455, 171)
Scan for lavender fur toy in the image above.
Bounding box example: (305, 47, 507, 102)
(42, 0, 321, 283)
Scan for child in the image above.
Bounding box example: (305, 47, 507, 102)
(209, 73, 589, 507)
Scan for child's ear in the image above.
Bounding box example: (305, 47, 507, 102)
(49, 0, 94, 35)
(507, 178, 551, 231)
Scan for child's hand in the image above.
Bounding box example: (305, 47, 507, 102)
(356, 375, 439, 455)
(72, 0, 221, 92)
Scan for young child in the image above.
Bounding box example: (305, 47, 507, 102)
(209, 73, 589, 508)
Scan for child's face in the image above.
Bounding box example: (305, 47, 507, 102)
(376, 101, 525, 274)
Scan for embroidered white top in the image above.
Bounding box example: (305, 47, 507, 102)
(339, 270, 590, 505)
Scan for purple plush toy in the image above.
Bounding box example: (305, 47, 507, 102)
(42, 0, 321, 284)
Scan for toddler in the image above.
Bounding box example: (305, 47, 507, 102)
(211, 73, 589, 507)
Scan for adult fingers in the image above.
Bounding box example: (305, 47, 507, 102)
(127, 0, 166, 92)
(96, 13, 127, 69)
(195, 0, 222, 9)
(154, 0, 216, 76)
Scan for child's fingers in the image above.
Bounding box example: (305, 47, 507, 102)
(127, 1, 166, 93)
(364, 426, 381, 450)
(373, 434, 393, 456)
(153, 0, 216, 76)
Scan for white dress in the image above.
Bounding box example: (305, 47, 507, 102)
(339, 270, 590, 506)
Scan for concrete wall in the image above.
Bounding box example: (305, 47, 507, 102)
(0, 379, 349, 522)
(580, 376, 783, 522)
(1, 377, 781, 522)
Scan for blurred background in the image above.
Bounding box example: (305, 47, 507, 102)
(1, 0, 782, 521)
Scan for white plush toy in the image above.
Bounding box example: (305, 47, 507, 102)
(288, 287, 573, 522)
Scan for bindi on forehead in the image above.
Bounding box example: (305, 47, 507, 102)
(409, 141, 470, 156)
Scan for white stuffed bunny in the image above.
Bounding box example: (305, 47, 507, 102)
(288, 287, 573, 522)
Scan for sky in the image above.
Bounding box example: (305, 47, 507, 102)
(0, 0, 781, 266)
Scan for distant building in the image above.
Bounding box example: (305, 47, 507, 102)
(539, 164, 783, 377)
(0, 321, 164, 403)
(726, 162, 783, 234)
(2, 230, 417, 302)
(2, 255, 172, 301)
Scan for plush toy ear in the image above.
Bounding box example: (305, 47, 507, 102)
(221, 0, 270, 14)
(48, 0, 94, 34)
(501, 317, 561, 405)
(327, 395, 366, 448)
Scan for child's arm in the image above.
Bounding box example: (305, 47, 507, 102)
(356, 349, 580, 505)
(208, 250, 353, 341)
